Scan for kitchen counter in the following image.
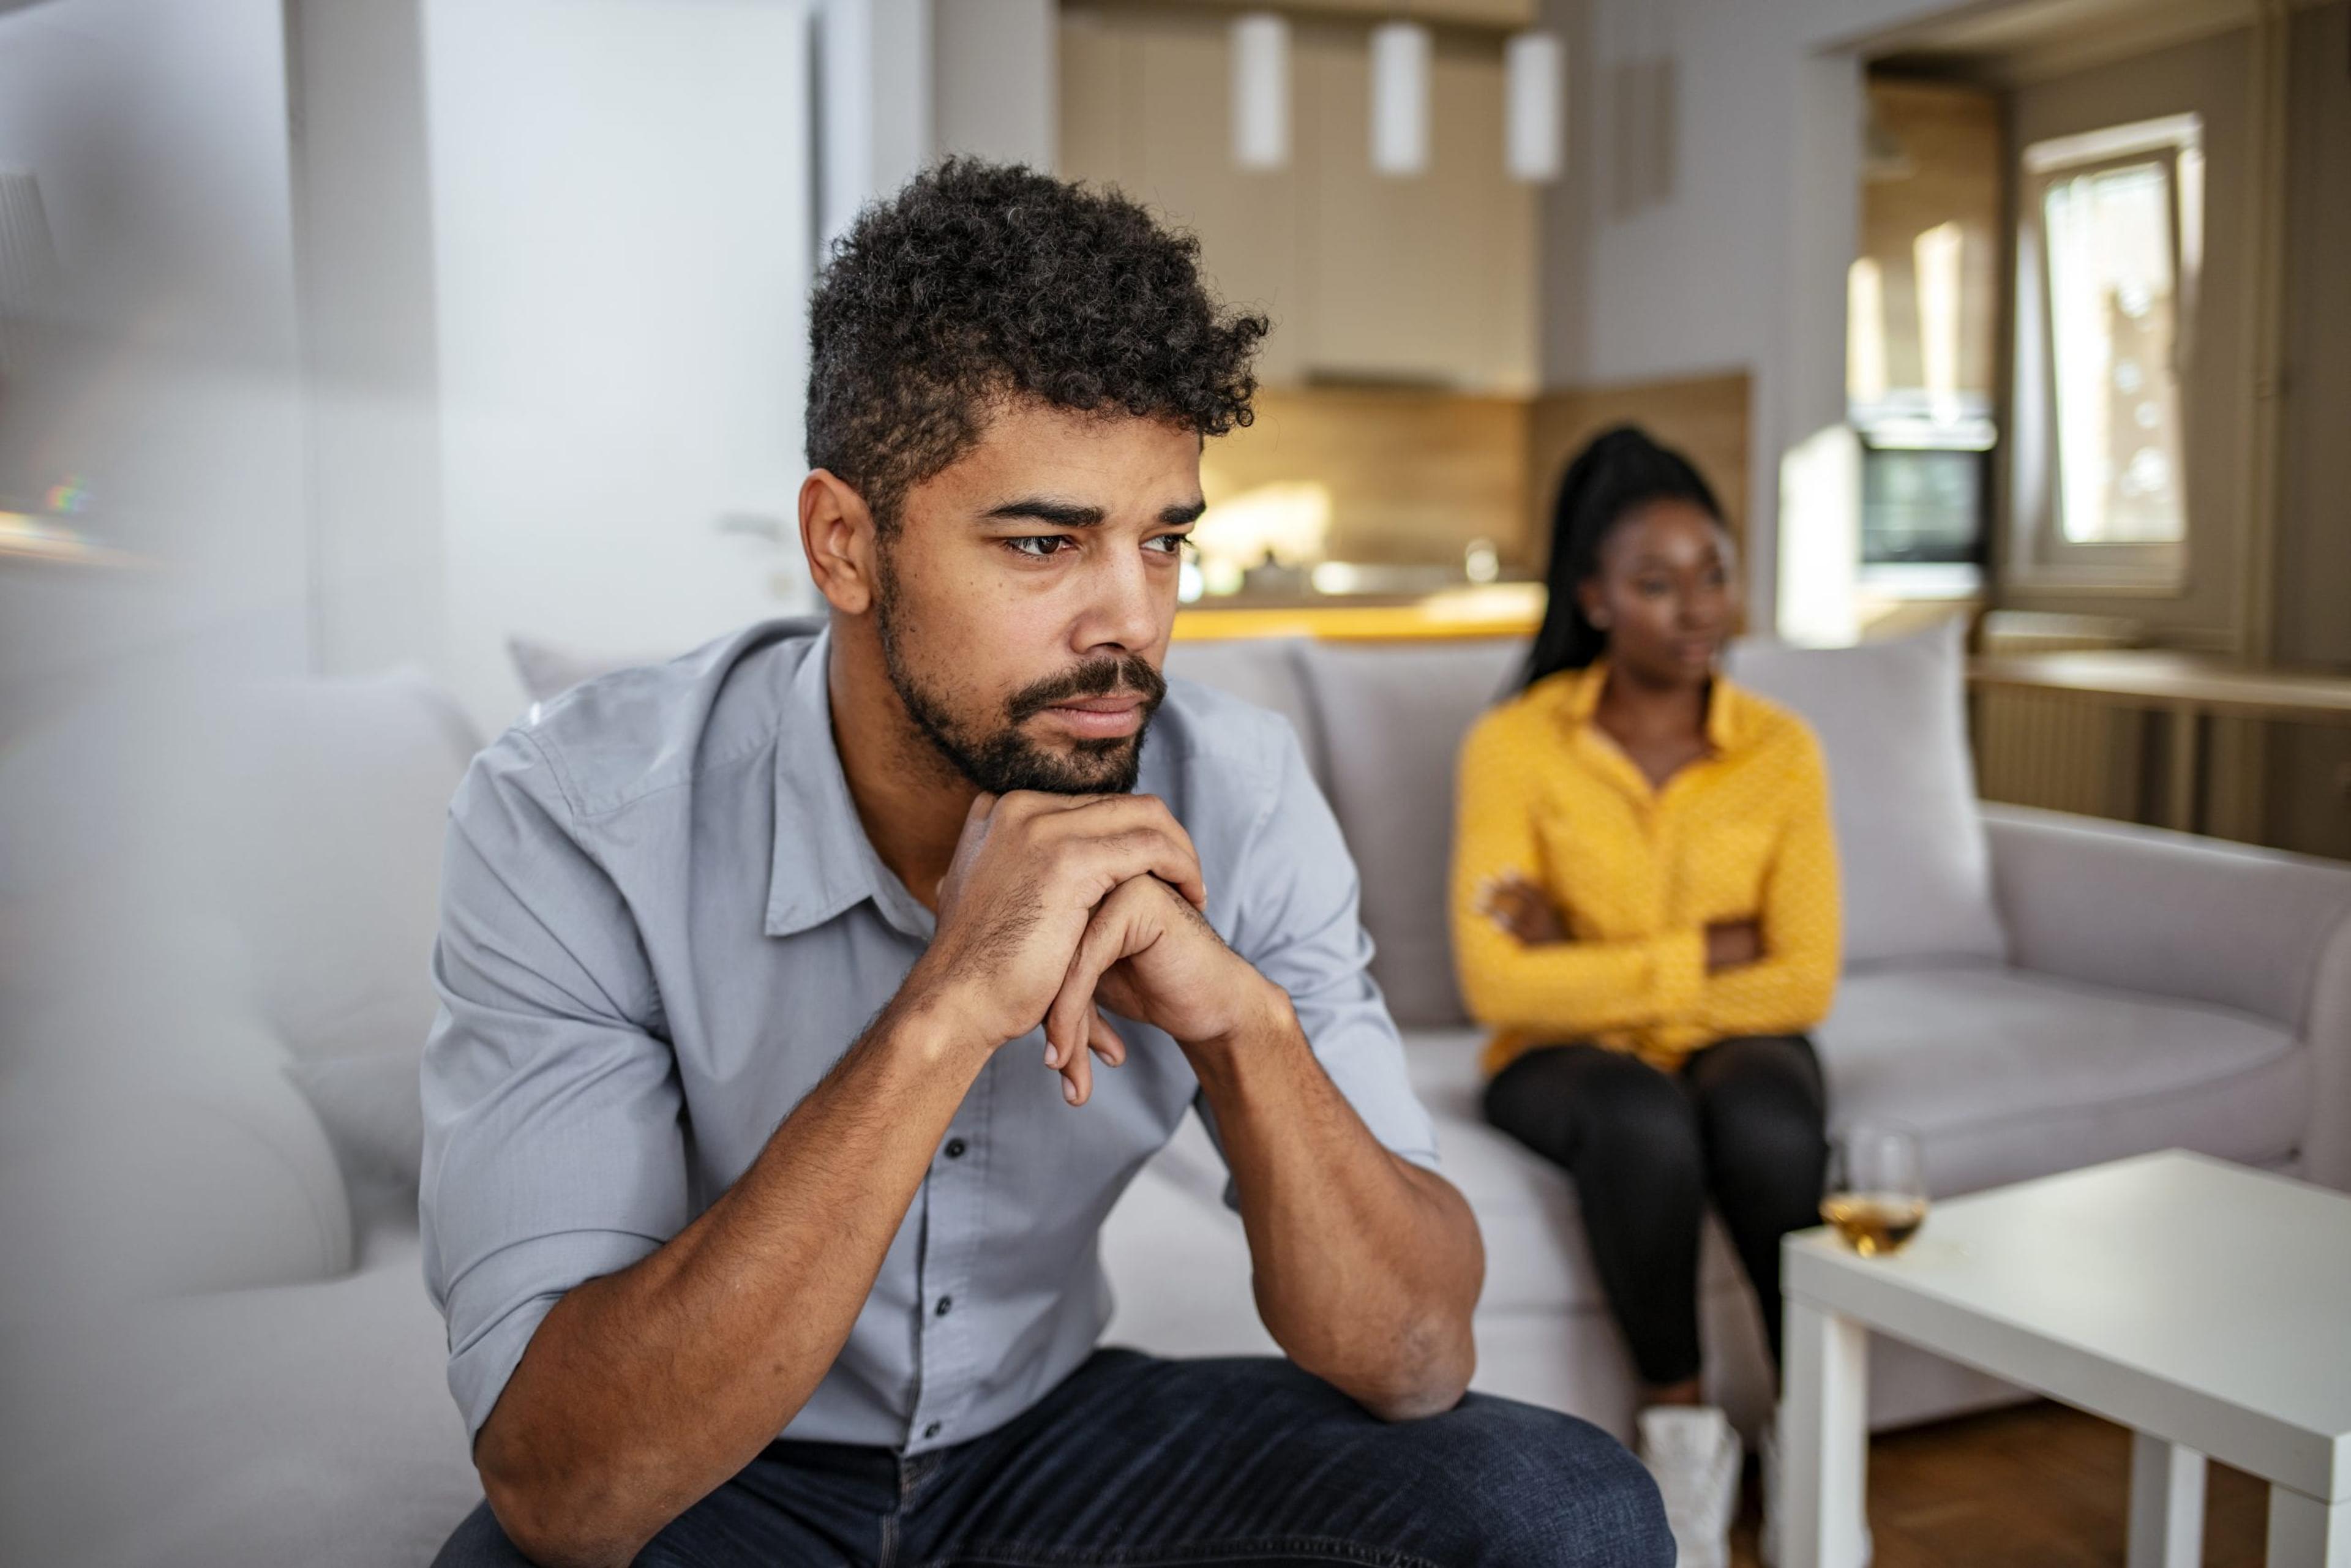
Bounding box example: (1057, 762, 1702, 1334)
(1171, 581, 1543, 642)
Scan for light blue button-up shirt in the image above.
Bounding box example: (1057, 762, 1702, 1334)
(420, 618, 1441, 1454)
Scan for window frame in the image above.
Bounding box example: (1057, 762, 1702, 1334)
(2006, 113, 2203, 595)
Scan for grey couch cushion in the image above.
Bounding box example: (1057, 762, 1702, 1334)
(508, 633, 664, 704)
(1818, 964, 2309, 1197)
(1392, 964, 2306, 1311)
(1295, 639, 1526, 1026)
(1398, 1028, 1752, 1314)
(1163, 638, 1325, 789)
(1727, 623, 2007, 968)
(0, 1226, 478, 1568)
(196, 672, 484, 1070)
(0, 1046, 354, 1330)
(287, 1051, 427, 1198)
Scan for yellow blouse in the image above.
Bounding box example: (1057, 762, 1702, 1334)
(1450, 661, 1840, 1076)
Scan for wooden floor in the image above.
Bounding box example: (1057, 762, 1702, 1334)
(1726, 1400, 2274, 1567)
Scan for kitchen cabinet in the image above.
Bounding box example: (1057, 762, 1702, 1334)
(1059, 5, 1535, 392)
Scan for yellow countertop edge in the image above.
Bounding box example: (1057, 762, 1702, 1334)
(1173, 587, 1545, 643)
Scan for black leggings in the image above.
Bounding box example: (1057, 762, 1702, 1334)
(1483, 1035, 1829, 1389)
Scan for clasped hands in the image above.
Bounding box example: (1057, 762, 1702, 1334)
(904, 790, 1280, 1106)
(1477, 872, 1763, 973)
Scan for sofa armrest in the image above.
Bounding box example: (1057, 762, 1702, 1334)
(2303, 923, 2351, 1190)
(0, 1047, 354, 1333)
(1982, 803, 2351, 1189)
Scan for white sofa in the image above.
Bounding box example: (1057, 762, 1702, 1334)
(3, 631, 2347, 1568)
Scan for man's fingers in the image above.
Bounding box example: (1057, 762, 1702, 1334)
(1037, 796, 1209, 912)
(1088, 1007, 1126, 1068)
(1067, 830, 1204, 915)
(1059, 1038, 1092, 1107)
(1046, 881, 1155, 1062)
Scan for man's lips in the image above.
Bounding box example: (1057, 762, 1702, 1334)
(1038, 693, 1147, 738)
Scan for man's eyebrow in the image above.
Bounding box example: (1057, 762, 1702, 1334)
(1160, 498, 1207, 526)
(982, 498, 1106, 528)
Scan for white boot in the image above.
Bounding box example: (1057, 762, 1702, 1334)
(1760, 1403, 1873, 1567)
(1637, 1405, 1741, 1568)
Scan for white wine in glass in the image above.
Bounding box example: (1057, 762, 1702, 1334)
(1822, 1123, 1928, 1257)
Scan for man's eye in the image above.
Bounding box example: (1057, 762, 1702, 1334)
(1146, 533, 1193, 556)
(1005, 536, 1073, 558)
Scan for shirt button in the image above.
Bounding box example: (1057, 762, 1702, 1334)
(935, 1296, 953, 1317)
(945, 1138, 966, 1159)
(923, 1421, 942, 1439)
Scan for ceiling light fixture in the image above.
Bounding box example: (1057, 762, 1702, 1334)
(1369, 20, 1430, 176)
(1504, 31, 1564, 182)
(1231, 13, 1291, 172)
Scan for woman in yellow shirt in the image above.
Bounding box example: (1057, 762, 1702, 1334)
(1452, 427, 1839, 1553)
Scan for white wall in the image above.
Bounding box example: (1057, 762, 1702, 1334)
(0, 0, 312, 732)
(1537, 0, 1968, 623)
(421, 0, 817, 734)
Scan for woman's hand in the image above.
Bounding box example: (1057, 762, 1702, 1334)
(1477, 872, 1570, 946)
(1704, 918, 1763, 972)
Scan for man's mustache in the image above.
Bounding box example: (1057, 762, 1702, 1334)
(1006, 656, 1168, 725)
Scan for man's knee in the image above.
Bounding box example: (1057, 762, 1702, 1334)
(1415, 1397, 1674, 1567)
(431, 1501, 534, 1568)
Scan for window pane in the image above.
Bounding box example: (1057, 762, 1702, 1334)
(2043, 162, 2184, 545)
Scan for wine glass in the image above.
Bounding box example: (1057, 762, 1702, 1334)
(1821, 1122, 1929, 1257)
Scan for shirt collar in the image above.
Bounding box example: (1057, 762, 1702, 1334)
(1556, 656, 1749, 753)
(765, 626, 936, 942)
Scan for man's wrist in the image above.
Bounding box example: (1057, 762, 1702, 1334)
(876, 973, 996, 1076)
(1180, 974, 1297, 1091)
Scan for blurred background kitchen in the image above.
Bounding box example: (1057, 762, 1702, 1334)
(0, 0, 2346, 846)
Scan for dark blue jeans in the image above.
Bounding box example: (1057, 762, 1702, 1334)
(434, 1348, 1670, 1567)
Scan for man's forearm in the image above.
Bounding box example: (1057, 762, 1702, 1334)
(1190, 990, 1484, 1421)
(473, 991, 986, 1568)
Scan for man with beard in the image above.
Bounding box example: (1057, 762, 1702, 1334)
(423, 162, 1670, 1568)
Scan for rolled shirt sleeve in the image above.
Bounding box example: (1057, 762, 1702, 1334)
(1213, 719, 1442, 1195)
(419, 727, 692, 1441)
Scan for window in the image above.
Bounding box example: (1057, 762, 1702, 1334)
(2011, 114, 2202, 588)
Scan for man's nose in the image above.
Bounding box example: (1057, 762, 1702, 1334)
(1074, 547, 1161, 656)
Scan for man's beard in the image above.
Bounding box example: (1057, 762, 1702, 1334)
(874, 558, 1166, 797)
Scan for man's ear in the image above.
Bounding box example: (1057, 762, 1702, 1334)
(800, 468, 879, 615)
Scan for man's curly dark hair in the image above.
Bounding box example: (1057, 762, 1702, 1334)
(806, 159, 1269, 530)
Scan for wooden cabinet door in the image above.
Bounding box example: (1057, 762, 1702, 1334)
(1060, 8, 1534, 392)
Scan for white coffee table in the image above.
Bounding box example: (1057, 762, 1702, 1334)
(1780, 1150, 2351, 1568)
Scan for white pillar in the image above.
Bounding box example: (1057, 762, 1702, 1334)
(816, 0, 932, 257)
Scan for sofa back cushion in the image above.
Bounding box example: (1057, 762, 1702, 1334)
(196, 670, 486, 1065)
(510, 633, 662, 705)
(1727, 621, 2007, 967)
(1164, 637, 1325, 790)
(1295, 639, 1526, 1026)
